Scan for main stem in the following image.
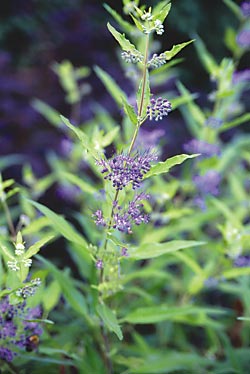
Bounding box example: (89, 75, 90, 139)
(101, 33, 150, 278)
(98, 33, 150, 374)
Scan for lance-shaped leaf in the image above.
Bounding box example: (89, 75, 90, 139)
(129, 240, 205, 260)
(152, 2, 171, 23)
(60, 172, 97, 195)
(194, 37, 219, 77)
(60, 116, 99, 159)
(122, 97, 138, 125)
(130, 14, 144, 32)
(23, 234, 56, 259)
(107, 23, 139, 54)
(94, 65, 127, 107)
(163, 40, 194, 61)
(32, 99, 62, 128)
(218, 113, 250, 133)
(28, 200, 91, 259)
(104, 4, 134, 34)
(37, 255, 88, 318)
(144, 154, 199, 179)
(121, 305, 226, 324)
(97, 303, 123, 340)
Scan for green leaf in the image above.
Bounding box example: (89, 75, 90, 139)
(28, 200, 90, 258)
(121, 305, 226, 324)
(97, 303, 123, 340)
(94, 65, 127, 107)
(177, 81, 206, 128)
(144, 154, 199, 179)
(107, 22, 139, 53)
(0, 245, 14, 260)
(163, 40, 194, 61)
(60, 172, 97, 194)
(60, 115, 99, 159)
(223, 267, 250, 279)
(129, 240, 205, 260)
(152, 2, 171, 23)
(194, 37, 219, 77)
(222, 0, 243, 20)
(37, 255, 88, 318)
(31, 99, 62, 128)
(122, 97, 138, 125)
(104, 4, 133, 34)
(219, 113, 250, 133)
(101, 126, 120, 147)
(130, 14, 144, 32)
(24, 234, 56, 259)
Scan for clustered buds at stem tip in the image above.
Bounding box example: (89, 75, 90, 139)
(147, 97, 172, 121)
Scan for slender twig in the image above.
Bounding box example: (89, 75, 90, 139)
(100, 321, 113, 374)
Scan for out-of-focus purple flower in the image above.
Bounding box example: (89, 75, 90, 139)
(204, 277, 219, 288)
(95, 259, 103, 269)
(236, 29, 250, 48)
(241, 1, 250, 17)
(205, 117, 223, 129)
(60, 138, 73, 156)
(136, 128, 165, 148)
(233, 69, 250, 84)
(184, 139, 220, 158)
(234, 255, 250, 267)
(96, 151, 157, 191)
(56, 183, 81, 203)
(193, 170, 221, 196)
(146, 97, 172, 121)
(0, 295, 43, 362)
(121, 247, 129, 257)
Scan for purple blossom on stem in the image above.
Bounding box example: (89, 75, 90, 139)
(0, 295, 43, 362)
(92, 209, 106, 227)
(193, 170, 221, 196)
(146, 97, 172, 121)
(236, 29, 250, 48)
(232, 69, 250, 84)
(233, 255, 250, 267)
(241, 1, 250, 17)
(121, 247, 129, 257)
(112, 193, 150, 234)
(96, 259, 103, 269)
(96, 151, 157, 191)
(184, 139, 220, 158)
(205, 117, 223, 129)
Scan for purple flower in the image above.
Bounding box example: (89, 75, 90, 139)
(236, 29, 250, 48)
(205, 117, 223, 129)
(146, 97, 172, 121)
(234, 255, 250, 267)
(136, 128, 166, 148)
(96, 151, 157, 191)
(0, 295, 43, 362)
(241, 1, 250, 17)
(95, 259, 103, 269)
(121, 247, 129, 257)
(233, 69, 250, 84)
(92, 209, 106, 227)
(112, 193, 150, 234)
(184, 139, 220, 158)
(193, 170, 221, 196)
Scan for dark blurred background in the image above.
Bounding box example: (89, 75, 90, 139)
(0, 0, 247, 177)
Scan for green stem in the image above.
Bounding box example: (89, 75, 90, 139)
(2, 199, 16, 239)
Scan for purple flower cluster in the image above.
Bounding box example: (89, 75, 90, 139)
(0, 295, 42, 362)
(184, 139, 220, 158)
(233, 255, 250, 267)
(205, 117, 223, 129)
(233, 69, 250, 84)
(113, 193, 150, 234)
(96, 152, 157, 191)
(241, 1, 250, 17)
(146, 97, 172, 121)
(193, 170, 221, 196)
(93, 193, 150, 234)
(236, 29, 250, 48)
